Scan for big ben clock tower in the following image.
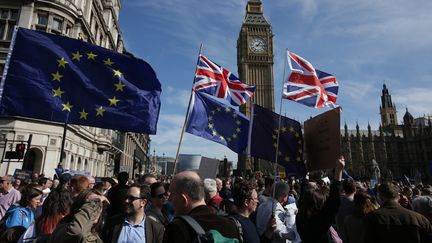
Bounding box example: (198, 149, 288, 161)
(237, 0, 274, 173)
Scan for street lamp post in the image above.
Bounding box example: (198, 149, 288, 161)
(163, 153, 166, 175)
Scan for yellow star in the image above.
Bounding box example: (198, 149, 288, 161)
(62, 102, 73, 112)
(108, 96, 120, 106)
(87, 52, 97, 60)
(95, 106, 105, 117)
(232, 134, 237, 139)
(57, 57, 68, 68)
(208, 123, 214, 129)
(278, 151, 282, 156)
(294, 133, 299, 138)
(216, 107, 221, 112)
(225, 107, 230, 113)
(232, 113, 238, 118)
(72, 51, 83, 61)
(52, 71, 63, 81)
(274, 128, 279, 133)
(297, 140, 302, 145)
(285, 156, 290, 161)
(211, 110, 216, 115)
(79, 109, 88, 120)
(113, 69, 123, 78)
(227, 137, 232, 142)
(236, 120, 241, 125)
(52, 87, 64, 97)
(212, 131, 217, 136)
(290, 127, 295, 132)
(281, 127, 287, 133)
(273, 143, 277, 148)
(236, 128, 241, 133)
(220, 136, 225, 140)
(272, 134, 277, 139)
(208, 116, 213, 121)
(297, 156, 301, 161)
(104, 58, 114, 66)
(114, 81, 126, 92)
(298, 149, 303, 153)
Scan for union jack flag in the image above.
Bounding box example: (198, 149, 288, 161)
(193, 54, 255, 106)
(317, 69, 339, 107)
(283, 51, 338, 108)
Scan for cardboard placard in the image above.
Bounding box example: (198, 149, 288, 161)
(304, 108, 341, 171)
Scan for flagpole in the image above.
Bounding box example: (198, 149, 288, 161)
(58, 113, 70, 169)
(172, 44, 203, 175)
(272, 49, 288, 198)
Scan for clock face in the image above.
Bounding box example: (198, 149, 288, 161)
(249, 37, 267, 53)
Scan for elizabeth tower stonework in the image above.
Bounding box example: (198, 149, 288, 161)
(237, 0, 274, 173)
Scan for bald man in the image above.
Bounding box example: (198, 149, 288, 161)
(162, 171, 240, 243)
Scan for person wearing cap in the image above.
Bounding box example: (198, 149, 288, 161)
(0, 175, 21, 219)
(203, 178, 223, 214)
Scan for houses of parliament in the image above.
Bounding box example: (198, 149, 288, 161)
(341, 84, 432, 180)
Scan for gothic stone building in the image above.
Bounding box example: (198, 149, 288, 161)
(341, 84, 432, 180)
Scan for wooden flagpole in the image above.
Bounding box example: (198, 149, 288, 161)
(172, 44, 203, 175)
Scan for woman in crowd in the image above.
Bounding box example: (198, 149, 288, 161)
(343, 192, 378, 243)
(2, 184, 43, 230)
(18, 188, 73, 242)
(296, 157, 345, 243)
(46, 188, 108, 243)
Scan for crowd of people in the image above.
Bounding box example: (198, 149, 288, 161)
(0, 157, 431, 243)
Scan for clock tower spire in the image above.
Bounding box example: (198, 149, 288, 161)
(237, 0, 274, 173)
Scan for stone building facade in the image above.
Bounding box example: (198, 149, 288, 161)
(0, 0, 150, 178)
(341, 84, 432, 180)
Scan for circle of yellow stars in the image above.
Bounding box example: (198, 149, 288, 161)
(207, 107, 243, 143)
(272, 126, 303, 162)
(50, 50, 126, 120)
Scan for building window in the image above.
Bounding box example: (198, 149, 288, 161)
(37, 12, 48, 26)
(0, 8, 19, 40)
(52, 17, 63, 32)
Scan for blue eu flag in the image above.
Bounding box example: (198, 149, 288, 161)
(186, 92, 249, 153)
(0, 28, 161, 134)
(249, 104, 306, 176)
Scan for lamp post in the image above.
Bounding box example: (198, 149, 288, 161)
(152, 149, 156, 173)
(163, 152, 166, 175)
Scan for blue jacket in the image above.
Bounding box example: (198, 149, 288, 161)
(4, 204, 34, 229)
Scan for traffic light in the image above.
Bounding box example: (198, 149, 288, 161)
(15, 143, 26, 157)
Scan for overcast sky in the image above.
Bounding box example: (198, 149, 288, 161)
(119, 0, 432, 164)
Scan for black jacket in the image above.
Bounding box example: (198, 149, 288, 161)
(365, 200, 432, 243)
(162, 205, 240, 243)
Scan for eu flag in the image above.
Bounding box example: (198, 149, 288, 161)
(186, 92, 249, 153)
(0, 28, 161, 134)
(248, 104, 306, 176)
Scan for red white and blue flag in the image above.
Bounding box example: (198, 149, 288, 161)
(193, 54, 255, 106)
(283, 51, 339, 108)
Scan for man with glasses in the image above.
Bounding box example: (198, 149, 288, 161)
(146, 182, 170, 226)
(102, 183, 165, 243)
(232, 180, 274, 243)
(0, 175, 21, 219)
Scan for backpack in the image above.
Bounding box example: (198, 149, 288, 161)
(179, 215, 239, 243)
